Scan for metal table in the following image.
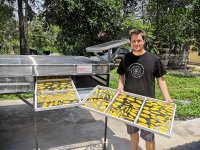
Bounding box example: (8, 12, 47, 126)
(0, 55, 110, 150)
(0, 39, 129, 150)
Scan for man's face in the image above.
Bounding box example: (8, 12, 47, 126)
(130, 33, 145, 52)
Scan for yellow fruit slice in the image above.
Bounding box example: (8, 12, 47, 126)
(43, 102, 48, 107)
(142, 110, 150, 114)
(54, 100, 59, 105)
(151, 107, 159, 111)
(136, 100, 142, 104)
(140, 113, 150, 118)
(138, 118, 147, 123)
(138, 122, 148, 128)
(127, 97, 134, 101)
(132, 103, 140, 108)
(157, 116, 166, 121)
(129, 111, 137, 116)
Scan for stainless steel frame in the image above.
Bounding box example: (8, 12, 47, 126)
(34, 77, 81, 111)
(0, 55, 110, 150)
(0, 55, 109, 77)
(86, 39, 129, 52)
(86, 39, 129, 62)
(81, 85, 177, 138)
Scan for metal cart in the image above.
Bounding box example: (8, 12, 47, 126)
(0, 39, 129, 150)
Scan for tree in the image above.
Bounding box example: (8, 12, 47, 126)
(190, 0, 200, 51)
(0, 2, 18, 54)
(28, 16, 59, 53)
(1, 0, 36, 55)
(146, 0, 193, 47)
(43, 0, 124, 55)
(42, 0, 153, 55)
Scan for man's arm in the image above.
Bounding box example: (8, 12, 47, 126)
(118, 74, 125, 93)
(156, 76, 173, 103)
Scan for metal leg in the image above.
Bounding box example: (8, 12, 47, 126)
(103, 74, 110, 150)
(106, 74, 110, 87)
(103, 117, 108, 150)
(33, 77, 39, 150)
(34, 111, 39, 150)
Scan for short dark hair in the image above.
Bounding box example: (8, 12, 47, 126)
(129, 28, 147, 41)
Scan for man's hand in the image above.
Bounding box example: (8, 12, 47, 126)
(165, 98, 173, 104)
(118, 74, 125, 93)
(117, 85, 124, 93)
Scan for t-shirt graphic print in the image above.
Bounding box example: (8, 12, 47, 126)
(129, 63, 144, 78)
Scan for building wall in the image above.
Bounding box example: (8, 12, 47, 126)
(188, 51, 200, 64)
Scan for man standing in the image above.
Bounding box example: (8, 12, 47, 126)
(117, 28, 173, 150)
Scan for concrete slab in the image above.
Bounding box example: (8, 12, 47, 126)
(0, 100, 200, 150)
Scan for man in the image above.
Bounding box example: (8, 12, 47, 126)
(117, 28, 173, 150)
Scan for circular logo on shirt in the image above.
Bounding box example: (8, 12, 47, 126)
(129, 63, 144, 78)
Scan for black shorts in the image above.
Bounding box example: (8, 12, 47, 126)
(127, 124, 155, 142)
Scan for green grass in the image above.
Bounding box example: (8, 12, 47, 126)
(110, 68, 200, 120)
(0, 93, 33, 100)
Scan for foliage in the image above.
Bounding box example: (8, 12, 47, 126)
(42, 0, 157, 55)
(110, 68, 200, 119)
(146, 0, 193, 48)
(190, 0, 200, 51)
(0, 3, 19, 54)
(42, 0, 124, 55)
(28, 16, 60, 53)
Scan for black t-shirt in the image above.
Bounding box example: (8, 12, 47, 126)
(117, 51, 166, 98)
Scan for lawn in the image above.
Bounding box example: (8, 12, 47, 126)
(110, 68, 200, 120)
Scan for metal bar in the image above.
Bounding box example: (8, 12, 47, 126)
(106, 74, 110, 87)
(0, 82, 31, 86)
(71, 79, 82, 103)
(103, 117, 108, 150)
(91, 76, 106, 86)
(40, 89, 74, 95)
(34, 110, 39, 150)
(33, 77, 39, 150)
(169, 104, 177, 136)
(0, 64, 108, 66)
(103, 76, 110, 150)
(133, 97, 147, 124)
(35, 103, 81, 112)
(95, 75, 107, 82)
(86, 39, 129, 52)
(76, 87, 94, 91)
(15, 93, 33, 108)
(104, 91, 120, 113)
(107, 49, 111, 62)
(37, 78, 71, 82)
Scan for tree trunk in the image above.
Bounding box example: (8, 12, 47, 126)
(24, 0, 29, 54)
(18, 0, 29, 55)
